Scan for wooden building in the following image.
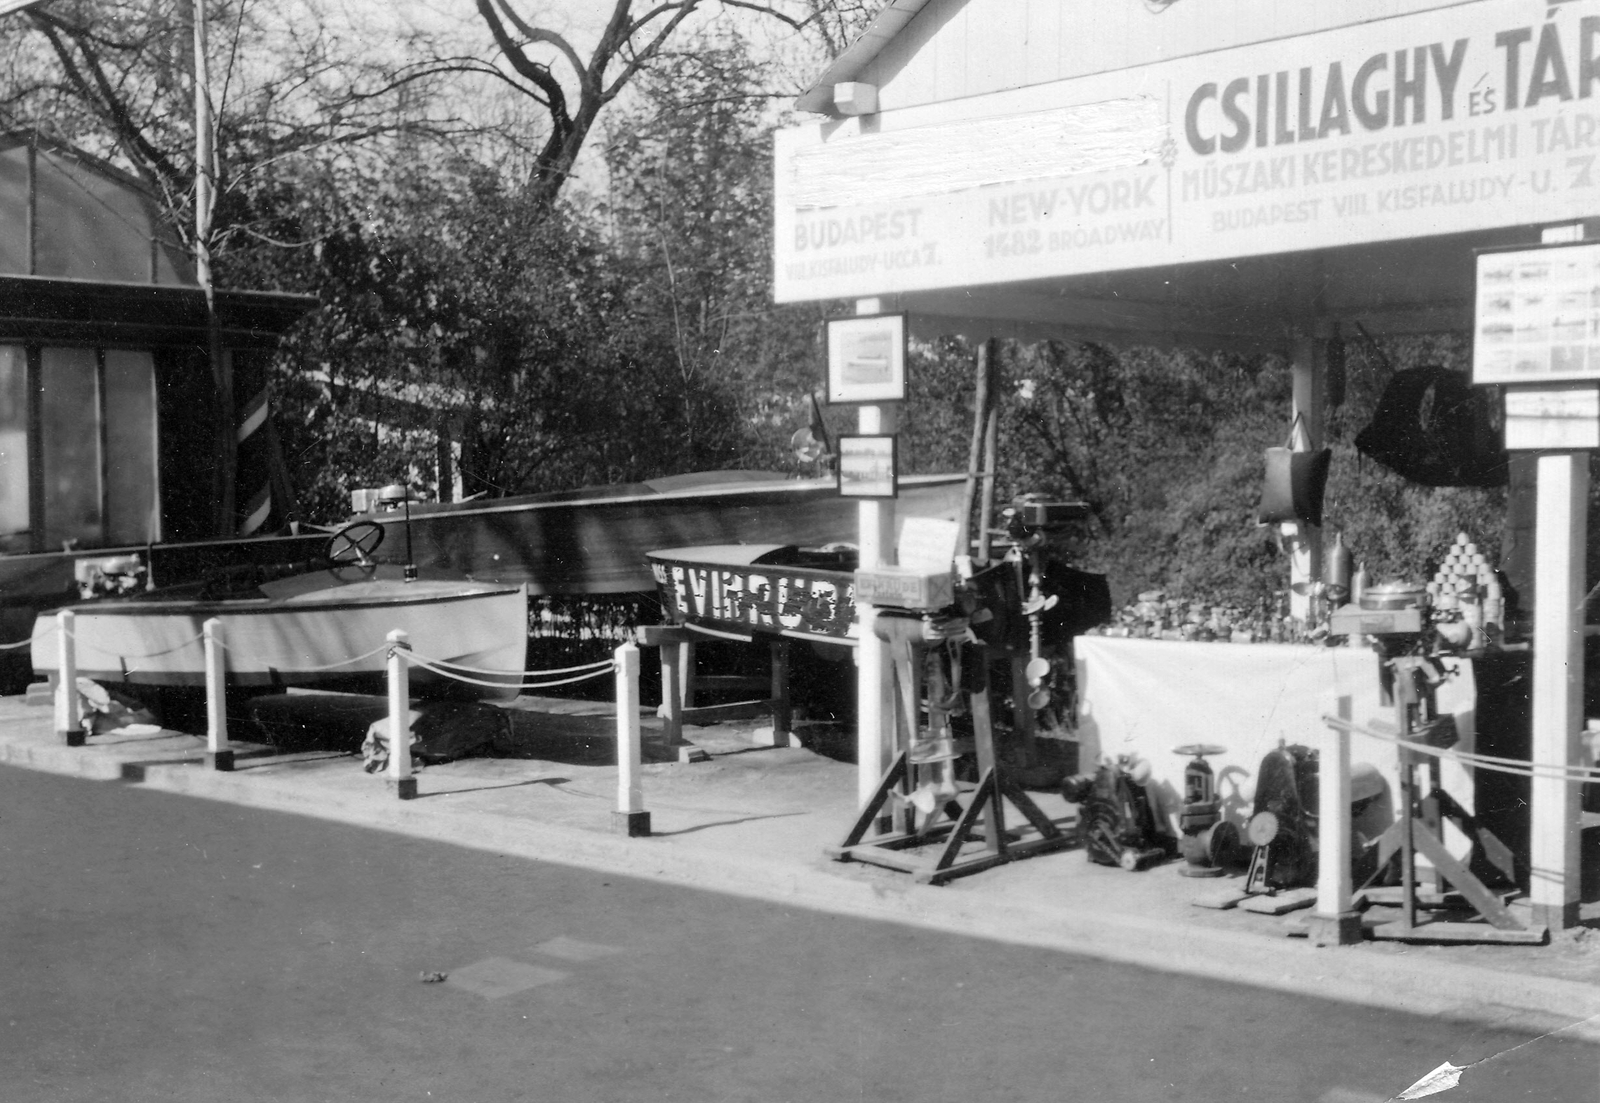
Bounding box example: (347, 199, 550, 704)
(0, 133, 317, 682)
(775, 0, 1597, 929)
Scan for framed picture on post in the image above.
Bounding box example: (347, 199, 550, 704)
(826, 313, 907, 403)
(837, 434, 898, 499)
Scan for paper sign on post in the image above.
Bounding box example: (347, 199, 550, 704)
(1503, 385, 1600, 450)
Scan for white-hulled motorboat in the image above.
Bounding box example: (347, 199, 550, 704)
(30, 522, 528, 701)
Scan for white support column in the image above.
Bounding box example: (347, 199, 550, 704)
(1288, 335, 1325, 624)
(855, 400, 899, 808)
(1309, 695, 1361, 945)
(612, 641, 650, 836)
(386, 629, 416, 800)
(853, 298, 899, 810)
(54, 609, 81, 747)
(203, 617, 233, 771)
(1530, 451, 1586, 929)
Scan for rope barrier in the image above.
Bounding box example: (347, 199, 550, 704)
(1322, 713, 1600, 784)
(33, 613, 616, 694)
(211, 637, 391, 673)
(74, 631, 204, 660)
(404, 650, 613, 691)
(404, 652, 612, 678)
(0, 636, 34, 651)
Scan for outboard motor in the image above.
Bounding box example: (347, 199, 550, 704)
(1062, 755, 1177, 871)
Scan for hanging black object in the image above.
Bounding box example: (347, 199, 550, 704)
(1257, 414, 1332, 527)
(1354, 366, 1507, 487)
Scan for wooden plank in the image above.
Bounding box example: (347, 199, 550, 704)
(1238, 888, 1318, 915)
(1192, 887, 1253, 910)
(681, 700, 776, 724)
(1369, 920, 1548, 945)
(1410, 821, 1527, 931)
(636, 625, 691, 647)
(928, 769, 998, 873)
(998, 774, 1062, 839)
(770, 638, 791, 743)
(834, 847, 925, 875)
(834, 751, 909, 850)
(691, 675, 771, 692)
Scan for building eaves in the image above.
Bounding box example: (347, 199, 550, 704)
(794, 0, 933, 115)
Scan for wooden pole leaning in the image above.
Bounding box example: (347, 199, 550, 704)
(1307, 694, 1360, 945)
(54, 609, 82, 746)
(386, 629, 416, 800)
(203, 618, 233, 771)
(612, 641, 650, 837)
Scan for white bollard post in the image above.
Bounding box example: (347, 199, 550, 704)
(1308, 694, 1361, 945)
(54, 609, 82, 746)
(203, 618, 234, 771)
(612, 641, 649, 836)
(387, 629, 416, 800)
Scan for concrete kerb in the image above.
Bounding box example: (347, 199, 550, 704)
(4, 710, 1598, 1042)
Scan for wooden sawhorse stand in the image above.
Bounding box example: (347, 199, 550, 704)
(826, 616, 1072, 885)
(639, 625, 793, 761)
(1365, 655, 1545, 944)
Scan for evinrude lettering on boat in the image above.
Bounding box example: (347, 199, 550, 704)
(776, 577, 804, 630)
(744, 574, 773, 626)
(685, 567, 711, 617)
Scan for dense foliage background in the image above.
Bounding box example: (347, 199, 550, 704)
(2, 0, 1511, 612)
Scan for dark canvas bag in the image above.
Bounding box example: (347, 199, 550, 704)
(1258, 414, 1332, 527)
(1353, 365, 1507, 488)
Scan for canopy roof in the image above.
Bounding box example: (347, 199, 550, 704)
(778, 0, 1587, 350)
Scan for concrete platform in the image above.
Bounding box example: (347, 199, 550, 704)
(2, 691, 1597, 1043)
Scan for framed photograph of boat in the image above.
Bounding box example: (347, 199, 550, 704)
(826, 313, 907, 403)
(837, 434, 898, 499)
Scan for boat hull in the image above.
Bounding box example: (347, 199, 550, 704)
(361, 473, 966, 595)
(31, 581, 528, 700)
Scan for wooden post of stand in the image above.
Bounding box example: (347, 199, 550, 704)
(203, 617, 233, 771)
(1308, 694, 1360, 945)
(54, 609, 81, 746)
(1530, 451, 1586, 930)
(386, 629, 416, 800)
(770, 637, 793, 748)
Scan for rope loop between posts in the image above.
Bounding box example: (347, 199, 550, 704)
(403, 648, 614, 691)
(1322, 713, 1600, 784)
(76, 631, 204, 660)
(0, 636, 36, 651)
(209, 637, 392, 673)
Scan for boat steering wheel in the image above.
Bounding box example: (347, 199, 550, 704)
(327, 520, 386, 565)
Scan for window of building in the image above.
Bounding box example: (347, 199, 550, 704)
(0, 343, 160, 553)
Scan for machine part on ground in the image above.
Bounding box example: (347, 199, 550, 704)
(1173, 743, 1234, 877)
(1062, 755, 1176, 871)
(1243, 743, 1320, 894)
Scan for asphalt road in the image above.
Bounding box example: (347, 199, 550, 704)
(0, 763, 1593, 1103)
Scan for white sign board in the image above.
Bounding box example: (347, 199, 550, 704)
(1473, 243, 1600, 384)
(775, 0, 1600, 302)
(826, 314, 907, 403)
(1503, 384, 1600, 449)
